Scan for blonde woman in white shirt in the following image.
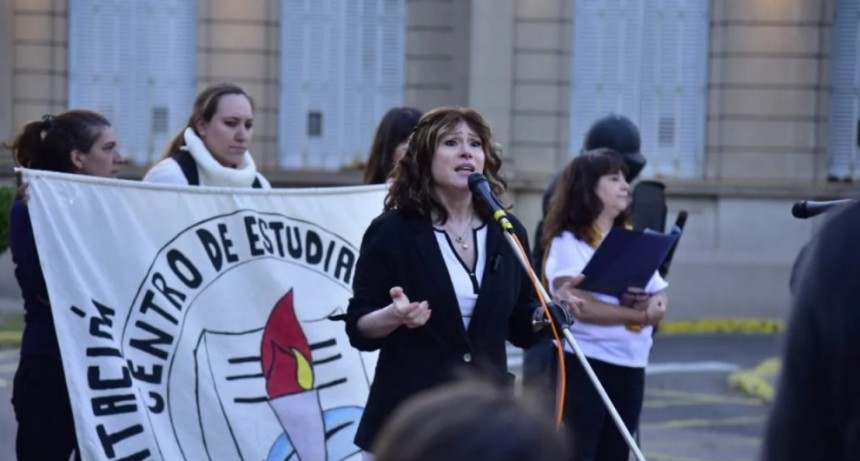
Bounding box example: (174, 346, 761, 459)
(543, 148, 668, 461)
(144, 82, 271, 188)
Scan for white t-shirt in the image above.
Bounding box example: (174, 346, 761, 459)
(544, 230, 668, 368)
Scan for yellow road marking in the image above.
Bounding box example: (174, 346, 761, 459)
(642, 416, 765, 430)
(729, 358, 780, 403)
(645, 388, 762, 406)
(659, 318, 784, 335)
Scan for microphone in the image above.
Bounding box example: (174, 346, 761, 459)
(468, 173, 513, 233)
(791, 199, 853, 219)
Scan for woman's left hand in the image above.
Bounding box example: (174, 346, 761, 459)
(621, 287, 649, 308)
(553, 274, 587, 318)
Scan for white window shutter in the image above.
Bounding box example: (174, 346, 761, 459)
(279, 0, 306, 168)
(69, 0, 196, 165)
(639, 0, 708, 178)
(828, 0, 860, 181)
(140, 0, 197, 163)
(570, 0, 643, 154)
(570, 0, 708, 178)
(69, 0, 125, 137)
(279, 0, 405, 170)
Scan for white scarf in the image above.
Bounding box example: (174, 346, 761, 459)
(182, 127, 259, 187)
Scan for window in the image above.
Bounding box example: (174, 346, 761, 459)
(279, 0, 405, 169)
(68, 0, 196, 165)
(828, 0, 860, 181)
(307, 111, 323, 137)
(569, 0, 709, 178)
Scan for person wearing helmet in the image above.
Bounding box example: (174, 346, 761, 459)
(522, 113, 650, 389)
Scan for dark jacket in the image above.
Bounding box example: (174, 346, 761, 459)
(9, 198, 58, 356)
(762, 199, 860, 461)
(345, 209, 542, 450)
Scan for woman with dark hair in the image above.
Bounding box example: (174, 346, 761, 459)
(5, 110, 123, 460)
(144, 82, 270, 188)
(542, 148, 668, 461)
(343, 106, 584, 459)
(363, 107, 422, 184)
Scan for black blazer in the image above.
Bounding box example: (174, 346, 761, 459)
(345, 210, 543, 450)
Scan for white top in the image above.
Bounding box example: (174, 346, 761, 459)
(433, 225, 488, 329)
(143, 127, 271, 188)
(544, 230, 668, 368)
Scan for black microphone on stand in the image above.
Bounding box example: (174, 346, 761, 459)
(467, 172, 572, 327)
(791, 199, 853, 219)
(468, 173, 514, 233)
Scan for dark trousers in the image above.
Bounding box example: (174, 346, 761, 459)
(12, 355, 81, 461)
(552, 352, 645, 461)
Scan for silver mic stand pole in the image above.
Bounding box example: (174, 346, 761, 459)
(501, 230, 648, 461)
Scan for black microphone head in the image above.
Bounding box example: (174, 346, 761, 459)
(467, 172, 487, 192)
(791, 201, 808, 219)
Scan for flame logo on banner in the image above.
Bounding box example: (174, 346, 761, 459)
(261, 289, 314, 397)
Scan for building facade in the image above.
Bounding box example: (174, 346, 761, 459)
(1, 0, 858, 319)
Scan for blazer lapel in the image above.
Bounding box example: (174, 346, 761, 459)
(467, 221, 506, 336)
(408, 215, 471, 348)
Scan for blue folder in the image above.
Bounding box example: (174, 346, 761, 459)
(578, 227, 679, 298)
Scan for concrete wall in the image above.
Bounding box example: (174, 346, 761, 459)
(405, 0, 471, 110)
(0, 0, 12, 144)
(707, 0, 831, 182)
(460, 0, 855, 319)
(0, 0, 856, 319)
(10, 0, 67, 128)
(199, 0, 281, 169)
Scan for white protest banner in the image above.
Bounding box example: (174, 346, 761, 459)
(24, 169, 386, 461)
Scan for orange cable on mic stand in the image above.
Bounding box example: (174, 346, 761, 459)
(510, 233, 567, 428)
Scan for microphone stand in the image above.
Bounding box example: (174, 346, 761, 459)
(500, 229, 648, 461)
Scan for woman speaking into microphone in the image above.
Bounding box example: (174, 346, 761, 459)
(342, 106, 583, 459)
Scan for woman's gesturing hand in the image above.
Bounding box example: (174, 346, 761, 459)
(390, 286, 431, 328)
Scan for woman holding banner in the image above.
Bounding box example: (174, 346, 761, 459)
(144, 82, 271, 188)
(343, 106, 581, 459)
(541, 148, 668, 461)
(6, 110, 123, 460)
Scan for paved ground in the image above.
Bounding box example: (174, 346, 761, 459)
(639, 334, 782, 461)
(0, 347, 16, 460)
(0, 333, 781, 461)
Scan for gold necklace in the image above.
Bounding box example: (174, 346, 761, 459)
(446, 218, 473, 251)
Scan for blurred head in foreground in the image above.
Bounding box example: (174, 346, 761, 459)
(373, 378, 570, 461)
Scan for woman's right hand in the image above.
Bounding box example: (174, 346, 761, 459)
(638, 292, 667, 325)
(390, 286, 431, 328)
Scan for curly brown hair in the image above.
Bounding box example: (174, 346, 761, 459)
(384, 106, 508, 224)
(540, 148, 630, 250)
